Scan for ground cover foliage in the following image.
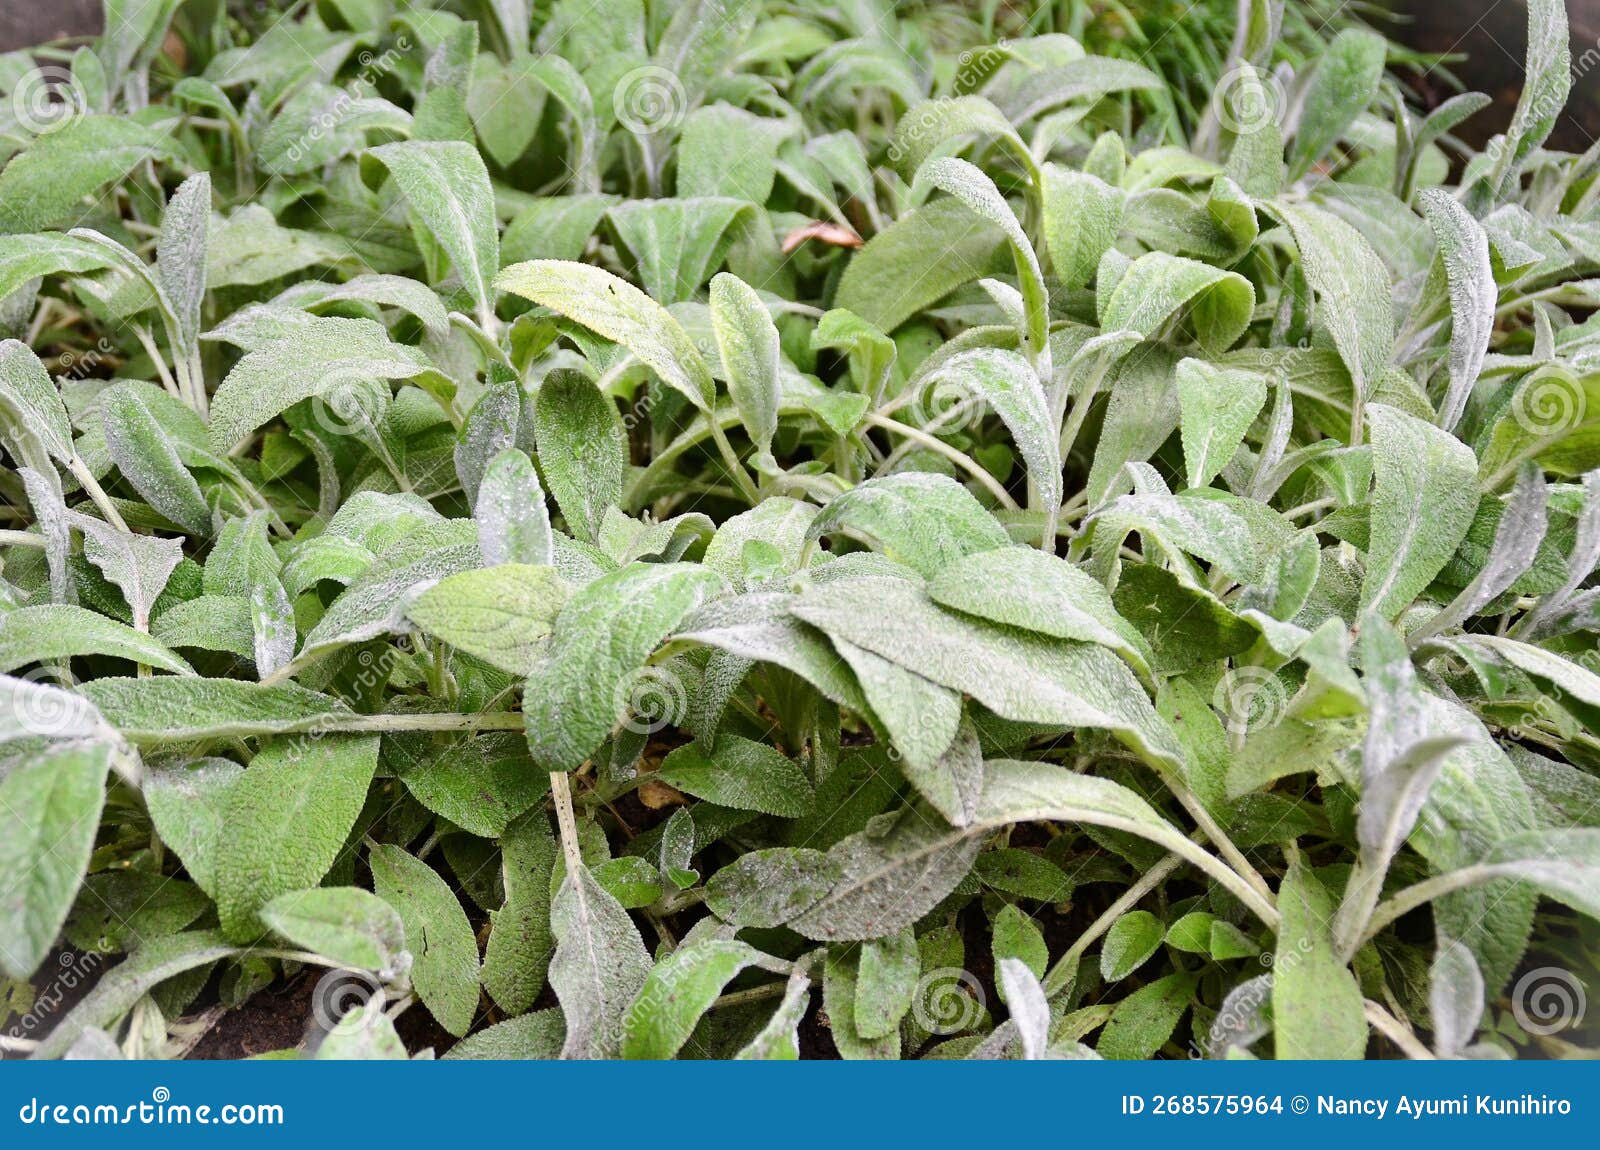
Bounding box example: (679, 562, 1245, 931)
(0, 0, 1597, 1061)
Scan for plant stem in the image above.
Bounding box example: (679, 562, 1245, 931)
(1333, 857, 1385, 962)
(1055, 366, 1105, 465)
(1364, 999, 1435, 1059)
(864, 414, 1018, 509)
(711, 980, 799, 1011)
(172, 353, 197, 414)
(188, 348, 207, 418)
(550, 770, 584, 877)
(1169, 781, 1276, 908)
(228, 707, 527, 738)
(872, 399, 983, 467)
(707, 418, 760, 504)
(67, 456, 130, 532)
(251, 949, 365, 972)
(1162, 829, 1281, 929)
(1356, 865, 1499, 949)
(643, 908, 677, 951)
(131, 324, 181, 400)
(1042, 854, 1181, 997)
(655, 887, 705, 916)
(326, 712, 525, 733)
(1283, 496, 1336, 521)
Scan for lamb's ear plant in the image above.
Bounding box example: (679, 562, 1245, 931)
(2, 0, 1598, 1063)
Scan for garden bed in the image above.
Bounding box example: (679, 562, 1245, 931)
(1, 0, 1597, 1063)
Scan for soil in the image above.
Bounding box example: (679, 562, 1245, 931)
(1388, 0, 1600, 153)
(186, 972, 319, 1060)
(181, 970, 459, 1059)
(796, 992, 842, 1060)
(0, 0, 100, 54)
(3, 946, 103, 1061)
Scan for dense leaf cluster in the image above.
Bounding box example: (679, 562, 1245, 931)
(0, 0, 1596, 1061)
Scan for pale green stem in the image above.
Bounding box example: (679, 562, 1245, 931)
(1172, 835, 1280, 929)
(1494, 283, 1580, 319)
(1042, 854, 1181, 997)
(1364, 1000, 1435, 1059)
(67, 456, 130, 532)
(236, 477, 292, 537)
(132, 324, 181, 400)
(181, 704, 525, 738)
(172, 353, 196, 414)
(712, 979, 803, 1011)
(25, 297, 53, 346)
(550, 770, 584, 876)
(1039, 502, 1060, 552)
(1055, 357, 1114, 463)
(321, 711, 525, 733)
(1169, 780, 1276, 908)
(1356, 865, 1503, 950)
(188, 347, 207, 418)
(872, 399, 985, 472)
(1283, 497, 1336, 521)
(708, 418, 761, 504)
(1334, 856, 1386, 962)
(656, 887, 706, 916)
(864, 414, 1018, 509)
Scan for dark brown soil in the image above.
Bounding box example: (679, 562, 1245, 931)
(186, 972, 318, 1060)
(182, 968, 459, 1059)
(0, 0, 100, 54)
(796, 992, 842, 1059)
(1390, 0, 1600, 152)
(3, 946, 105, 1061)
